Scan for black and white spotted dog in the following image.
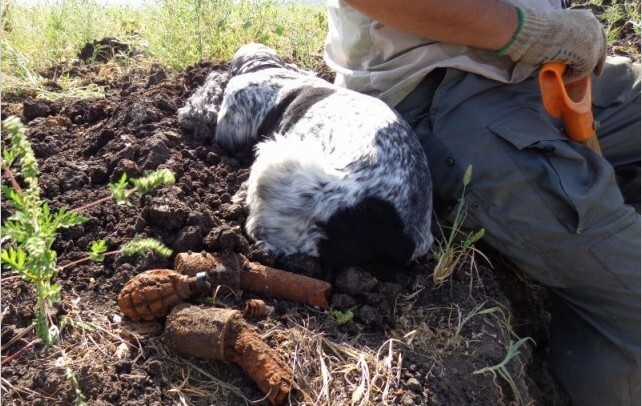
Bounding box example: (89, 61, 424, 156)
(179, 43, 433, 269)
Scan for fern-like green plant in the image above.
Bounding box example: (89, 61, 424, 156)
(61, 237, 173, 271)
(1, 116, 85, 346)
(1, 116, 173, 347)
(331, 307, 356, 326)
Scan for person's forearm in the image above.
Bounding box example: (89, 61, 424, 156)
(342, 0, 518, 51)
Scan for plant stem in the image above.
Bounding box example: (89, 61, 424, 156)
(1, 323, 36, 352)
(0, 275, 22, 282)
(1, 338, 39, 366)
(71, 187, 136, 213)
(1, 163, 23, 194)
(58, 250, 122, 271)
(70, 195, 114, 213)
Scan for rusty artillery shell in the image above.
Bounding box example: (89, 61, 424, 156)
(239, 260, 330, 308)
(164, 304, 238, 362)
(164, 304, 310, 405)
(175, 252, 242, 288)
(174, 252, 331, 309)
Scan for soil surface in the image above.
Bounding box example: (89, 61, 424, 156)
(1, 47, 567, 405)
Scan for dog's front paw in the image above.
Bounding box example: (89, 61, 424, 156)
(232, 181, 249, 205)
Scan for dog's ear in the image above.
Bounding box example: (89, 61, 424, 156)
(229, 43, 286, 76)
(178, 71, 230, 142)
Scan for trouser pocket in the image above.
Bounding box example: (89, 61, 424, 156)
(487, 108, 624, 234)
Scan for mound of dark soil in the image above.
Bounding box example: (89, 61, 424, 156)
(78, 37, 135, 63)
(1, 58, 566, 405)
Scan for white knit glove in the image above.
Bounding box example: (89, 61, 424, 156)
(498, 8, 607, 81)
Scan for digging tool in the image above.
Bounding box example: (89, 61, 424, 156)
(539, 62, 602, 155)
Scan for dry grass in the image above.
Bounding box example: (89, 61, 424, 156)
(273, 315, 404, 405)
(1, 271, 533, 405)
(1, 303, 142, 404)
(430, 166, 488, 287)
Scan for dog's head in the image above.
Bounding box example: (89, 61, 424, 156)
(229, 43, 288, 76)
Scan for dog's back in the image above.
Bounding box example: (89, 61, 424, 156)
(179, 43, 434, 270)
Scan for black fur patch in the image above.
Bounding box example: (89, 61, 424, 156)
(239, 62, 285, 74)
(257, 86, 335, 137)
(318, 196, 415, 270)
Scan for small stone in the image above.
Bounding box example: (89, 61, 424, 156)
(406, 377, 422, 393)
(113, 159, 142, 179)
(331, 293, 357, 309)
(335, 267, 378, 295)
(356, 305, 381, 326)
(401, 395, 415, 406)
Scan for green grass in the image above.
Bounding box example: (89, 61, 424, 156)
(1, 0, 327, 96)
(2, 0, 639, 99)
(142, 0, 327, 69)
(431, 165, 486, 286)
(473, 336, 535, 404)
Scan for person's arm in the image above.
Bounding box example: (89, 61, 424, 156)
(343, 0, 518, 51)
(342, 0, 607, 80)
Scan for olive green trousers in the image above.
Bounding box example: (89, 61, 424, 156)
(395, 57, 640, 405)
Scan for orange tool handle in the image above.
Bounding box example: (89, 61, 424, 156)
(539, 62, 596, 143)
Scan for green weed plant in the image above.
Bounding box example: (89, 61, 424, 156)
(431, 165, 485, 286)
(1, 116, 174, 347)
(331, 306, 356, 326)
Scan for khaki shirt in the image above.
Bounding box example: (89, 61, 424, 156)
(324, 0, 563, 107)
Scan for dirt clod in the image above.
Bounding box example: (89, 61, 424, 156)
(22, 98, 53, 121)
(78, 37, 133, 63)
(334, 266, 378, 295)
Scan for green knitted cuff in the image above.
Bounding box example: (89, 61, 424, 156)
(496, 7, 525, 56)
